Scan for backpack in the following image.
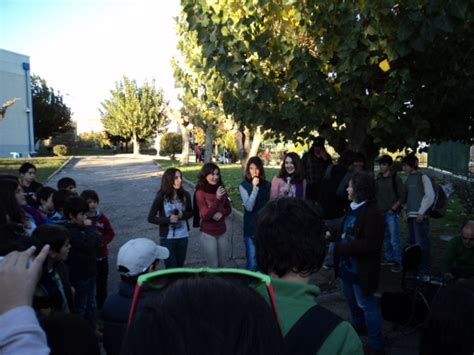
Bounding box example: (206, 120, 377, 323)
(418, 175, 448, 219)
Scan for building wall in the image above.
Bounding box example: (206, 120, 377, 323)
(0, 49, 35, 158)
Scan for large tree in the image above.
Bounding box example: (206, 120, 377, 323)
(100, 76, 168, 155)
(179, 0, 474, 165)
(31, 75, 73, 142)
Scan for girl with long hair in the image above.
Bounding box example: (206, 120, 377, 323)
(239, 157, 271, 270)
(194, 163, 232, 267)
(270, 152, 306, 199)
(148, 168, 193, 268)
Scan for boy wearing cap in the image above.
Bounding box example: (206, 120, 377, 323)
(101, 238, 169, 355)
(375, 155, 404, 273)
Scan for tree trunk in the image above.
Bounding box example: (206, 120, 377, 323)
(132, 133, 140, 155)
(204, 127, 213, 163)
(345, 112, 378, 171)
(180, 123, 190, 165)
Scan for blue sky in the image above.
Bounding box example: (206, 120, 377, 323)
(1, 0, 181, 132)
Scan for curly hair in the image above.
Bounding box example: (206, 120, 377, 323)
(255, 198, 326, 277)
(196, 163, 224, 189)
(244, 156, 266, 182)
(350, 171, 375, 203)
(277, 152, 304, 182)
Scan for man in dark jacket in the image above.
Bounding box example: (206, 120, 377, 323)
(302, 136, 332, 202)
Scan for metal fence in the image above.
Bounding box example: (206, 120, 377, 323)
(428, 141, 472, 177)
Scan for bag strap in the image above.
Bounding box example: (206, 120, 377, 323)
(284, 304, 343, 355)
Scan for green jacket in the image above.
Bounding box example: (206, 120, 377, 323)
(264, 278, 363, 355)
(441, 236, 474, 275)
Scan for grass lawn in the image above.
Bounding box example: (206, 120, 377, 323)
(0, 157, 68, 183)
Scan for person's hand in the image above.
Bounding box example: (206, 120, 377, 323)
(83, 219, 92, 226)
(216, 186, 226, 200)
(280, 184, 290, 195)
(402, 211, 408, 224)
(0, 245, 50, 315)
(170, 214, 179, 223)
(416, 214, 424, 223)
(252, 177, 260, 188)
(212, 212, 223, 221)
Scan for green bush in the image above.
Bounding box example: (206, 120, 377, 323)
(160, 132, 182, 160)
(53, 144, 68, 156)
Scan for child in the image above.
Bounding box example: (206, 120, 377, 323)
(64, 196, 102, 328)
(50, 189, 75, 225)
(80, 190, 115, 310)
(32, 224, 74, 314)
(36, 186, 57, 223)
(57, 177, 77, 194)
(19, 162, 43, 207)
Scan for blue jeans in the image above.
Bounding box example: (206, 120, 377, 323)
(407, 218, 431, 275)
(73, 277, 97, 328)
(161, 238, 188, 268)
(244, 235, 257, 271)
(341, 280, 384, 351)
(383, 211, 401, 264)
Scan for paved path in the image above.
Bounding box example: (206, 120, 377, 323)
(47, 154, 418, 354)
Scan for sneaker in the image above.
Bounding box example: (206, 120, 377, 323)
(380, 259, 395, 266)
(390, 263, 402, 273)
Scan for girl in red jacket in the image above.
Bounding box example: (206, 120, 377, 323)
(195, 163, 232, 267)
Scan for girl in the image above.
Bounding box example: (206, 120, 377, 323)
(148, 168, 193, 268)
(270, 152, 305, 199)
(239, 157, 271, 270)
(195, 163, 232, 267)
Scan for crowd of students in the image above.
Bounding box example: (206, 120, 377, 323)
(1, 138, 474, 354)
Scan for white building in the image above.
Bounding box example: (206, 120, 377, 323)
(0, 49, 35, 158)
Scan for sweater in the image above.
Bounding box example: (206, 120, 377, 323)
(404, 171, 435, 217)
(440, 236, 474, 276)
(195, 189, 231, 237)
(89, 211, 115, 257)
(375, 171, 404, 212)
(239, 180, 271, 236)
(270, 176, 305, 199)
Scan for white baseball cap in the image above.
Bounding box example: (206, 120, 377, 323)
(117, 238, 169, 277)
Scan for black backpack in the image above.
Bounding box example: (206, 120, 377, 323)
(418, 175, 448, 218)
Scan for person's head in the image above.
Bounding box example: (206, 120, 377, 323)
(420, 278, 474, 355)
(122, 274, 283, 355)
(245, 156, 266, 182)
(401, 154, 419, 173)
(311, 136, 326, 153)
(19, 162, 37, 184)
(57, 177, 77, 194)
(377, 154, 393, 174)
(33, 224, 71, 262)
(80, 190, 99, 215)
(197, 163, 223, 188)
(52, 189, 75, 213)
(36, 186, 57, 211)
(353, 152, 366, 171)
(255, 198, 326, 278)
(347, 171, 375, 203)
(160, 168, 185, 201)
(0, 179, 25, 223)
(64, 196, 89, 225)
(461, 221, 474, 249)
(117, 238, 169, 284)
(40, 313, 100, 355)
(278, 152, 303, 181)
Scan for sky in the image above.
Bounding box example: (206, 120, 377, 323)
(1, 0, 181, 133)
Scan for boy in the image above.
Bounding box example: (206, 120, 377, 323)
(32, 224, 74, 314)
(19, 162, 43, 207)
(80, 190, 115, 310)
(36, 186, 57, 223)
(255, 198, 363, 355)
(64, 196, 102, 327)
(50, 189, 75, 225)
(57, 177, 77, 194)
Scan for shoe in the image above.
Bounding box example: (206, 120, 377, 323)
(390, 263, 402, 273)
(380, 259, 395, 266)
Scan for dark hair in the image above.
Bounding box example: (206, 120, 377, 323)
(122, 274, 283, 355)
(64, 196, 89, 219)
(244, 156, 266, 182)
(401, 154, 418, 169)
(32, 224, 70, 253)
(350, 171, 375, 203)
(19, 162, 37, 174)
(255, 198, 326, 277)
(36, 186, 57, 204)
(57, 177, 76, 190)
(0, 179, 25, 224)
(420, 279, 474, 355)
(159, 168, 185, 202)
(40, 313, 100, 355)
(196, 163, 224, 189)
(353, 152, 365, 164)
(277, 152, 304, 182)
(52, 189, 75, 212)
(80, 189, 99, 203)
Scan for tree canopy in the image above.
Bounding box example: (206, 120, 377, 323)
(178, 0, 474, 162)
(100, 76, 168, 155)
(32, 75, 73, 142)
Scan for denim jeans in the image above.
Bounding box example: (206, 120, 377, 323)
(73, 277, 97, 328)
(383, 211, 402, 264)
(160, 238, 188, 268)
(244, 235, 257, 271)
(341, 280, 384, 351)
(96, 257, 109, 310)
(407, 218, 431, 275)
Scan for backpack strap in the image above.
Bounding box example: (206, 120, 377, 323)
(284, 304, 343, 355)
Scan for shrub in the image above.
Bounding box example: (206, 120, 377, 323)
(53, 144, 68, 156)
(160, 132, 182, 160)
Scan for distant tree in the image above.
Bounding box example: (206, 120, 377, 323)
(100, 76, 168, 155)
(32, 75, 73, 142)
(160, 132, 183, 160)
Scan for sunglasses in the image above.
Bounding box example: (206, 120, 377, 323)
(128, 268, 279, 326)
